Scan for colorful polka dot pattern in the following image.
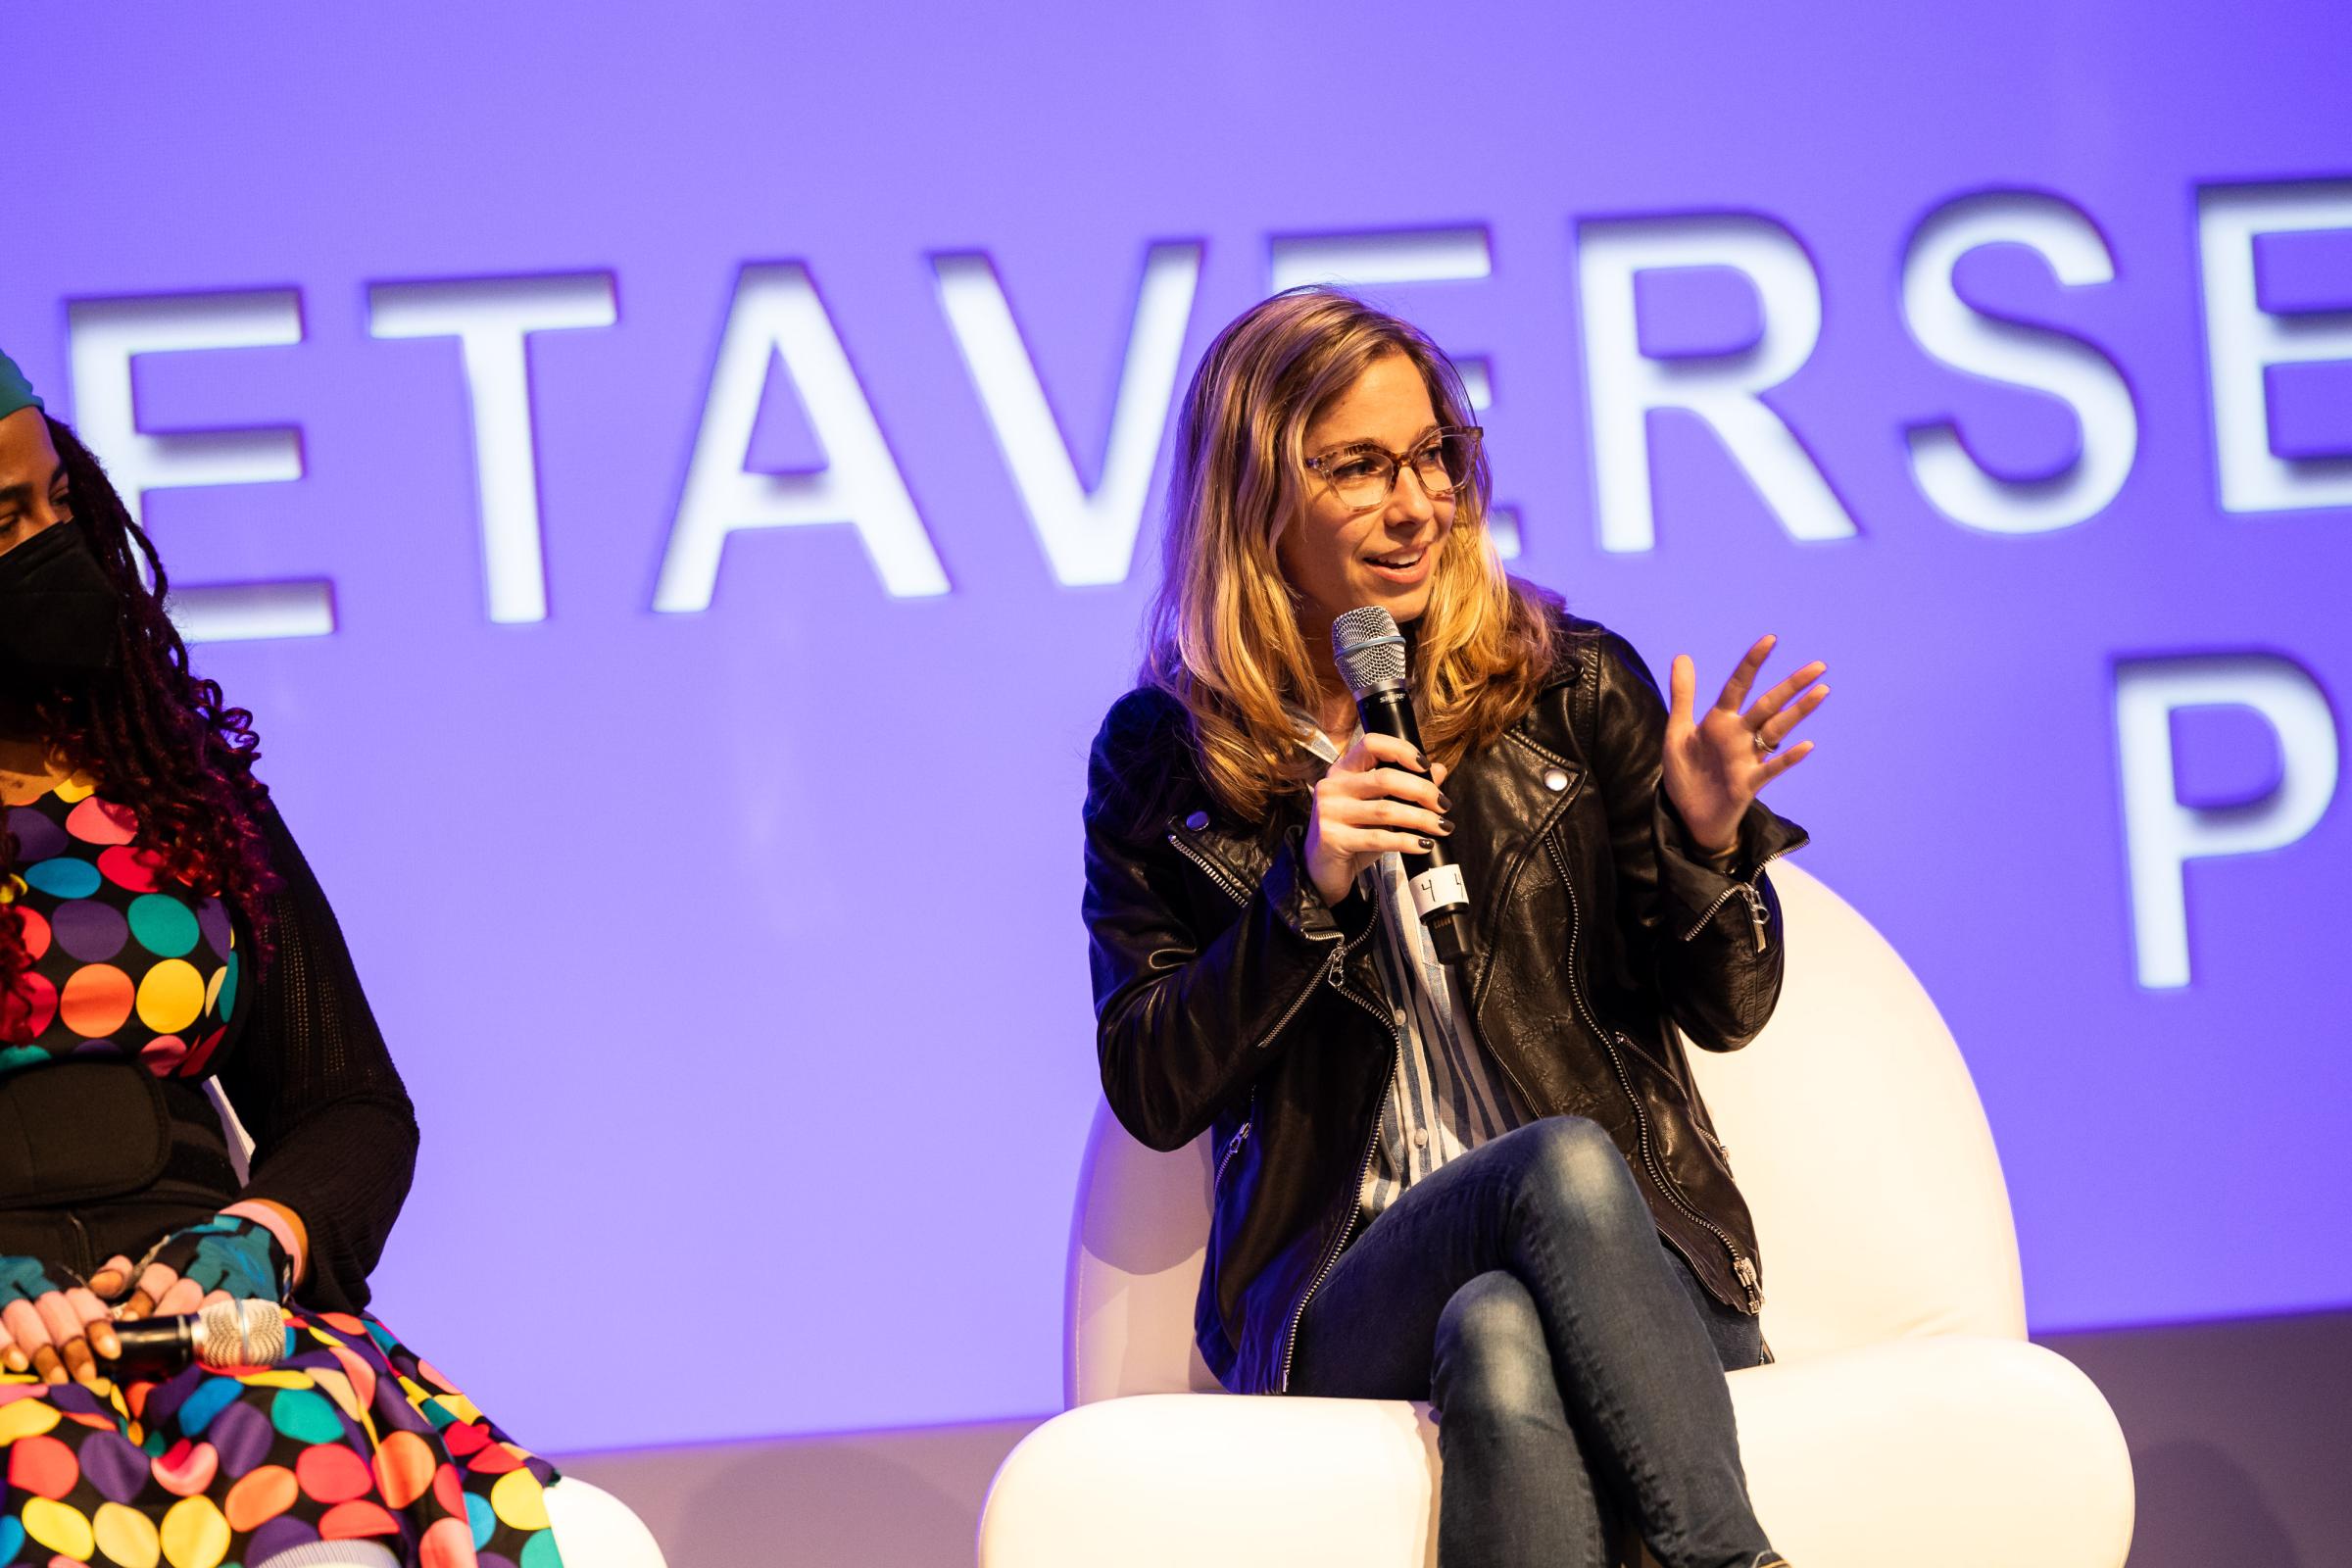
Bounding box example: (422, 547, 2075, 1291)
(0, 776, 234, 1080)
(0, 1308, 562, 1565)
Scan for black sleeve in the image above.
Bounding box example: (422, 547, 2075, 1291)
(1084, 691, 1344, 1152)
(215, 805, 418, 1312)
(1589, 630, 1811, 1052)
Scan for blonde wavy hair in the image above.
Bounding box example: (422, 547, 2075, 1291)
(1145, 287, 1559, 824)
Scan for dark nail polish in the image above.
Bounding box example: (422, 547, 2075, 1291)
(1414, 752, 1428, 770)
(1437, 793, 1452, 811)
(1416, 837, 1434, 851)
(1438, 817, 1454, 833)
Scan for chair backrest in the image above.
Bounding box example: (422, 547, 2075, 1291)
(1064, 861, 2027, 1404)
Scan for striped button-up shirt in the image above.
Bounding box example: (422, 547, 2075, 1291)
(1297, 723, 1532, 1219)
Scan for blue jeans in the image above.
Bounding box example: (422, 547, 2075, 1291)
(1290, 1117, 1782, 1568)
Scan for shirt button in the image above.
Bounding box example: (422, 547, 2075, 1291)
(1544, 768, 1569, 792)
(1184, 809, 1209, 831)
(1412, 1129, 1430, 1149)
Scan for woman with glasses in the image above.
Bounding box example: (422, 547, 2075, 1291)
(0, 350, 561, 1565)
(1081, 289, 1827, 1568)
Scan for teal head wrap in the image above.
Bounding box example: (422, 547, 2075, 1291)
(0, 347, 42, 421)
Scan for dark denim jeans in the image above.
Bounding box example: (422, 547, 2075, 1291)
(1290, 1117, 1783, 1568)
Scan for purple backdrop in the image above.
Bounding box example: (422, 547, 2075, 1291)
(9, 2, 2348, 1452)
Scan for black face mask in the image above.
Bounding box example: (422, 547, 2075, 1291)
(0, 517, 122, 677)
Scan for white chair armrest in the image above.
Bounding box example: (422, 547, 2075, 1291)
(1727, 1337, 2132, 1568)
(545, 1476, 670, 1568)
(980, 1394, 1441, 1568)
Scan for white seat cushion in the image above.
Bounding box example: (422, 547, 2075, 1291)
(986, 1338, 2131, 1568)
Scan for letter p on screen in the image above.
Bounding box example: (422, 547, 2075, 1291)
(2115, 654, 2340, 988)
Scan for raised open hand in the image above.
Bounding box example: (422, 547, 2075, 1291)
(1664, 634, 1828, 857)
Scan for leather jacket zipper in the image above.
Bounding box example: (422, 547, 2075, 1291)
(1250, 946, 1342, 1053)
(1278, 921, 1392, 1393)
(1214, 1095, 1254, 1189)
(1167, 830, 1256, 906)
(1680, 849, 1788, 950)
(1166, 830, 1343, 1053)
(1549, 833, 1764, 1314)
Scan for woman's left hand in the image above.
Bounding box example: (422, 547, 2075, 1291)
(1664, 634, 1829, 857)
(106, 1214, 291, 1322)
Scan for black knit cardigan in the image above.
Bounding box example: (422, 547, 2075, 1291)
(209, 806, 419, 1312)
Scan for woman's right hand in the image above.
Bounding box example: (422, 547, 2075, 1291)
(0, 1255, 120, 1390)
(1303, 731, 1451, 907)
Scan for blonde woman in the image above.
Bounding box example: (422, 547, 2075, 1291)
(1081, 289, 1828, 1568)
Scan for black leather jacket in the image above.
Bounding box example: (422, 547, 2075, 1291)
(1082, 614, 1808, 1395)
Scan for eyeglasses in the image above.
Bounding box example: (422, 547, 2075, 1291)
(1302, 427, 1482, 514)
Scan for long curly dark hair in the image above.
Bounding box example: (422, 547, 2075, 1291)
(0, 417, 279, 1009)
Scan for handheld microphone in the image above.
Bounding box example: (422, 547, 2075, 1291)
(1332, 606, 1471, 966)
(104, 1298, 288, 1374)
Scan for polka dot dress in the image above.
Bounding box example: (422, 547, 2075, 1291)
(2, 778, 564, 1567)
(0, 772, 236, 1077)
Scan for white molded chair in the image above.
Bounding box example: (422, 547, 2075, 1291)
(209, 1090, 668, 1568)
(978, 862, 2134, 1568)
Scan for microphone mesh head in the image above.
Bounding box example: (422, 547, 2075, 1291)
(197, 1298, 287, 1369)
(253, 1543, 401, 1568)
(1332, 607, 1409, 699)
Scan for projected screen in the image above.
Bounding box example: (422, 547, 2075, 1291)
(9, 3, 2348, 1450)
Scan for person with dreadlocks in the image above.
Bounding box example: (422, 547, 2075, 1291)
(0, 348, 562, 1565)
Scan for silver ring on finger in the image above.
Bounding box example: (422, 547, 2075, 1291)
(1751, 728, 1778, 760)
